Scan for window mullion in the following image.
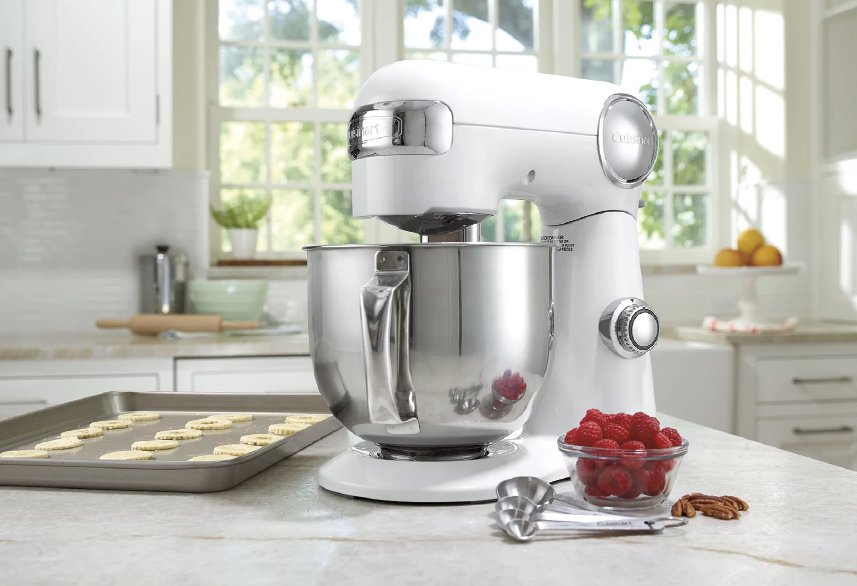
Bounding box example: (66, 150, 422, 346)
(663, 130, 674, 247)
(313, 121, 323, 245)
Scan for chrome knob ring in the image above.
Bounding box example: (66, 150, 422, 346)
(599, 297, 660, 359)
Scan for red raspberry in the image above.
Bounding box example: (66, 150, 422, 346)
(597, 466, 633, 497)
(581, 408, 608, 429)
(571, 421, 603, 447)
(633, 466, 666, 496)
(603, 423, 630, 444)
(619, 440, 647, 470)
(575, 458, 602, 484)
(563, 428, 577, 444)
(610, 413, 632, 431)
(653, 459, 676, 473)
(585, 483, 608, 498)
(646, 432, 673, 450)
(661, 427, 682, 447)
(621, 484, 643, 500)
(630, 416, 660, 442)
(592, 438, 619, 450)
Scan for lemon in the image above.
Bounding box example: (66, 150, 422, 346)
(737, 229, 765, 258)
(713, 248, 746, 267)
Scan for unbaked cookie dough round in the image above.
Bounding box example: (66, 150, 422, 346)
(239, 433, 282, 446)
(185, 417, 232, 431)
(34, 437, 83, 451)
(99, 450, 153, 460)
(188, 454, 237, 462)
(60, 427, 103, 439)
(131, 439, 180, 451)
(285, 414, 329, 425)
(90, 419, 132, 430)
(118, 411, 161, 422)
(214, 413, 253, 422)
(155, 428, 203, 440)
(268, 422, 307, 437)
(0, 449, 49, 459)
(213, 444, 260, 456)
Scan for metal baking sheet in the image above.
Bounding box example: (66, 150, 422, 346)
(0, 392, 340, 492)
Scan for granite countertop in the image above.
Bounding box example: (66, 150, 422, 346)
(669, 322, 857, 345)
(0, 331, 310, 360)
(1, 416, 855, 585)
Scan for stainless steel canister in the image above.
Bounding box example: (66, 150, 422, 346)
(306, 243, 553, 459)
(139, 245, 188, 314)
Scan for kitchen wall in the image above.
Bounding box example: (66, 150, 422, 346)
(0, 169, 209, 333)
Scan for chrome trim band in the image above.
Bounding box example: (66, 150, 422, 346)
(348, 100, 453, 160)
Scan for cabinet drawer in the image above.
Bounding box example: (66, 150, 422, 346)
(756, 356, 857, 403)
(757, 413, 857, 470)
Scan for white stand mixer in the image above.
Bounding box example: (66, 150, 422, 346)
(308, 61, 660, 502)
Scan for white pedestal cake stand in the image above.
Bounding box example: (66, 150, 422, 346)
(696, 264, 804, 333)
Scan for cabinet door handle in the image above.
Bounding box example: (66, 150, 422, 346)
(4, 47, 11, 118)
(33, 48, 41, 121)
(791, 376, 853, 385)
(792, 425, 854, 435)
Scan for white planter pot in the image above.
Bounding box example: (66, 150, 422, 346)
(229, 228, 258, 259)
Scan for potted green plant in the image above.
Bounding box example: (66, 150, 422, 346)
(210, 193, 272, 259)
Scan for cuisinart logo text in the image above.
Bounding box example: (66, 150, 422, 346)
(611, 132, 654, 146)
(348, 116, 401, 142)
(349, 123, 381, 141)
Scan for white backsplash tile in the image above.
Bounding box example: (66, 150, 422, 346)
(0, 169, 209, 333)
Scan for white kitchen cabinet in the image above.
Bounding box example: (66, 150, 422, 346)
(0, 358, 174, 420)
(174, 357, 319, 395)
(0, 0, 24, 141)
(0, 0, 172, 167)
(735, 343, 857, 471)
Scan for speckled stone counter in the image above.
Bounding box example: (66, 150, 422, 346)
(1, 416, 855, 585)
(670, 322, 857, 345)
(0, 332, 310, 360)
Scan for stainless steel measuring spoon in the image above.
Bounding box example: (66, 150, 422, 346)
(496, 476, 599, 514)
(496, 507, 688, 542)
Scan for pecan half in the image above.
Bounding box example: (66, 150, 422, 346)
(700, 504, 740, 520)
(671, 500, 685, 517)
(686, 497, 728, 510)
(682, 500, 696, 518)
(724, 495, 749, 510)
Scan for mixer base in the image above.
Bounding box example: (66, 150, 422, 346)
(318, 435, 568, 503)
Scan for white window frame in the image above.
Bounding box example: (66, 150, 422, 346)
(206, 0, 718, 265)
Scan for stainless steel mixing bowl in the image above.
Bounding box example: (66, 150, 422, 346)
(305, 243, 553, 460)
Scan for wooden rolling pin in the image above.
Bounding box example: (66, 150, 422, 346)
(96, 314, 259, 336)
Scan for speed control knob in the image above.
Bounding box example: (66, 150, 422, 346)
(599, 298, 660, 359)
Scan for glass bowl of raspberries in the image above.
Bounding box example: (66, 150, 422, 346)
(557, 409, 689, 510)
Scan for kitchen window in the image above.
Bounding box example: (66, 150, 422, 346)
(211, 0, 370, 259)
(209, 0, 716, 261)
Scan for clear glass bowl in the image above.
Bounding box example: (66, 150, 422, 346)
(557, 437, 689, 510)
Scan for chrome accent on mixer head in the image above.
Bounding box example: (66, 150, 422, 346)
(599, 297, 660, 359)
(597, 93, 658, 188)
(348, 100, 453, 160)
(421, 223, 480, 243)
